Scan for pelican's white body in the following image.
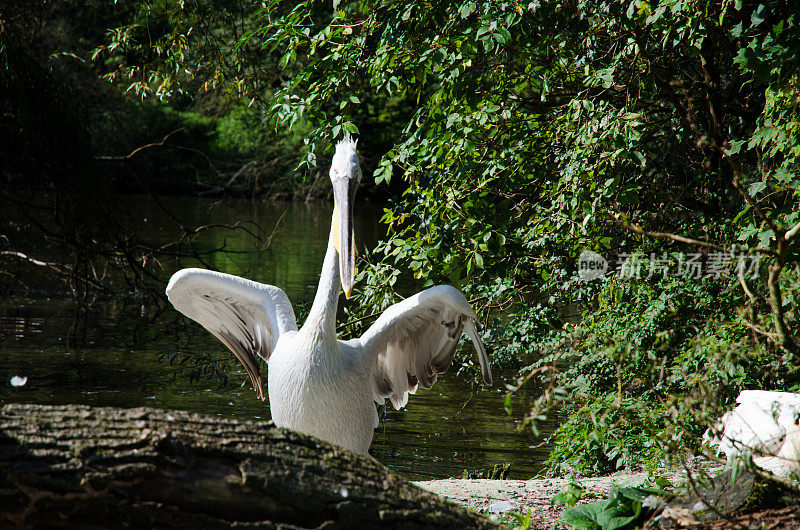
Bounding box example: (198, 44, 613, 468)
(165, 139, 492, 455)
(268, 331, 376, 454)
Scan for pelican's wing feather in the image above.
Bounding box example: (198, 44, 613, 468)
(166, 268, 298, 400)
(359, 285, 492, 410)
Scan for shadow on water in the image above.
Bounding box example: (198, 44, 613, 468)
(0, 195, 554, 480)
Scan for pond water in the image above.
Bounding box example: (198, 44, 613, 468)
(0, 195, 553, 480)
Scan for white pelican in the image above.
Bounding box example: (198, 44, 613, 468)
(705, 390, 800, 478)
(165, 139, 492, 454)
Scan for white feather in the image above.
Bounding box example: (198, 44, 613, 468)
(361, 285, 493, 411)
(166, 268, 297, 399)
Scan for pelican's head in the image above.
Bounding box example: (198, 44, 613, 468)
(330, 137, 361, 299)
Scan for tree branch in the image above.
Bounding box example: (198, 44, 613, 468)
(0, 251, 113, 294)
(602, 210, 728, 252)
(96, 128, 185, 161)
(718, 146, 779, 235)
(95, 127, 222, 179)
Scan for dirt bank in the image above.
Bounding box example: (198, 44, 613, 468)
(414, 465, 719, 528)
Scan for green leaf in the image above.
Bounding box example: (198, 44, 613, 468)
(728, 139, 747, 154)
(494, 27, 512, 44)
(748, 181, 766, 195)
(459, 2, 476, 18)
(613, 486, 660, 503)
(374, 162, 393, 185)
(551, 490, 572, 506)
(446, 113, 460, 128)
(758, 229, 774, 248)
(596, 506, 638, 530)
(504, 393, 512, 414)
(562, 502, 604, 528)
(750, 4, 766, 27)
(731, 459, 743, 484)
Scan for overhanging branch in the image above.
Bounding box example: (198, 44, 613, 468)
(602, 210, 728, 252)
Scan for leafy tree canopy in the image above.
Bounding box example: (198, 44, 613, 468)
(49, 0, 800, 473)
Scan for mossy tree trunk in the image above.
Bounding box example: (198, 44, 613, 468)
(0, 404, 496, 529)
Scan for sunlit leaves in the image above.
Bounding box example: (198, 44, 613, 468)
(92, 0, 800, 473)
(91, 0, 269, 101)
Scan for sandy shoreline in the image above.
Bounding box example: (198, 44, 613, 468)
(414, 467, 717, 528)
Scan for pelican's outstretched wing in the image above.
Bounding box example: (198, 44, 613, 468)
(359, 285, 492, 409)
(166, 268, 298, 400)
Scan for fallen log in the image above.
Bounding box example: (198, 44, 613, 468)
(0, 404, 496, 529)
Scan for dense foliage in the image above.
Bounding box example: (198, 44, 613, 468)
(556, 478, 674, 530)
(5, 0, 800, 474)
(229, 0, 797, 474)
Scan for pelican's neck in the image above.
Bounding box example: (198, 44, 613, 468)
(303, 228, 341, 338)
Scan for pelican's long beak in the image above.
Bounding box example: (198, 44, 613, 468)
(332, 176, 356, 299)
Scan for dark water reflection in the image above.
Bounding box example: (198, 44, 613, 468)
(0, 195, 552, 480)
